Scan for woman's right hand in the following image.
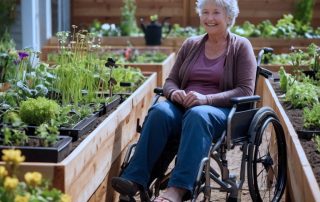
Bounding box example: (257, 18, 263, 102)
(170, 90, 186, 105)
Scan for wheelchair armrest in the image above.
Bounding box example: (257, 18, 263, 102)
(153, 87, 164, 96)
(259, 66, 273, 79)
(230, 95, 260, 105)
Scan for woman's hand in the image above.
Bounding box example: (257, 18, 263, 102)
(183, 91, 208, 108)
(171, 90, 186, 105)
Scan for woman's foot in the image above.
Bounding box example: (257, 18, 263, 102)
(153, 187, 187, 202)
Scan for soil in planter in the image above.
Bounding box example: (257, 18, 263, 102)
(271, 81, 320, 186)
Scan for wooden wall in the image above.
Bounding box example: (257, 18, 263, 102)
(71, 0, 320, 29)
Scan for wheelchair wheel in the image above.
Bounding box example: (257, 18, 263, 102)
(247, 107, 287, 202)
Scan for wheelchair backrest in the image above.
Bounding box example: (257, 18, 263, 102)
(227, 47, 273, 146)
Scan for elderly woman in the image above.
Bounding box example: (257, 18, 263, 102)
(112, 0, 257, 201)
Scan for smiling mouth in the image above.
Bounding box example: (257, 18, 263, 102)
(206, 23, 217, 27)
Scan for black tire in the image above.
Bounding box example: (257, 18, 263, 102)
(247, 107, 287, 202)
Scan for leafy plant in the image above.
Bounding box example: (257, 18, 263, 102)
(306, 43, 320, 72)
(0, 149, 71, 202)
(111, 66, 145, 93)
(120, 0, 139, 36)
(19, 97, 60, 126)
(278, 66, 296, 92)
(231, 21, 260, 37)
(275, 14, 297, 38)
(256, 20, 277, 37)
(162, 24, 204, 37)
(303, 103, 320, 129)
(285, 79, 319, 108)
(0, 30, 15, 53)
(314, 135, 320, 153)
(231, 14, 320, 38)
(150, 14, 158, 22)
(35, 120, 59, 147)
(1, 111, 28, 146)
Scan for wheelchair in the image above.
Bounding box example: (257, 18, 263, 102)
(115, 47, 287, 202)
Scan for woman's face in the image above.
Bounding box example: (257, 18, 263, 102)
(199, 1, 229, 35)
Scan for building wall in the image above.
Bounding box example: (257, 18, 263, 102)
(71, 0, 320, 29)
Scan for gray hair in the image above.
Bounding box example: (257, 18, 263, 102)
(195, 0, 239, 28)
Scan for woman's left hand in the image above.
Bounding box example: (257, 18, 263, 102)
(183, 91, 208, 108)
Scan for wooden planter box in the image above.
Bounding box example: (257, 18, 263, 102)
(43, 36, 183, 52)
(1, 73, 157, 202)
(122, 52, 175, 86)
(44, 36, 320, 55)
(258, 77, 320, 201)
(40, 46, 175, 87)
(250, 38, 320, 54)
(261, 64, 310, 74)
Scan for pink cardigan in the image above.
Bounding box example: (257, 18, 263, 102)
(163, 32, 257, 107)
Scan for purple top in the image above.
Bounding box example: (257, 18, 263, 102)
(184, 46, 225, 95)
(163, 32, 257, 107)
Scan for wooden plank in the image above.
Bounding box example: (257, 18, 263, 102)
(260, 78, 320, 202)
(260, 64, 310, 74)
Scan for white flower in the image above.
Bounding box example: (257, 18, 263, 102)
(101, 23, 110, 31)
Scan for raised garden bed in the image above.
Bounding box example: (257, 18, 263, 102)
(40, 46, 175, 86)
(0, 73, 156, 202)
(257, 77, 320, 201)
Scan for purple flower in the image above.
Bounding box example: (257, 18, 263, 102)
(18, 52, 29, 60)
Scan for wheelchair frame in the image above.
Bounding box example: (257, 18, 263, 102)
(118, 48, 287, 202)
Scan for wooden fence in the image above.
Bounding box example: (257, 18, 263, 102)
(71, 0, 320, 29)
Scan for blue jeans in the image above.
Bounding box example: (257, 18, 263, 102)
(121, 100, 230, 192)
